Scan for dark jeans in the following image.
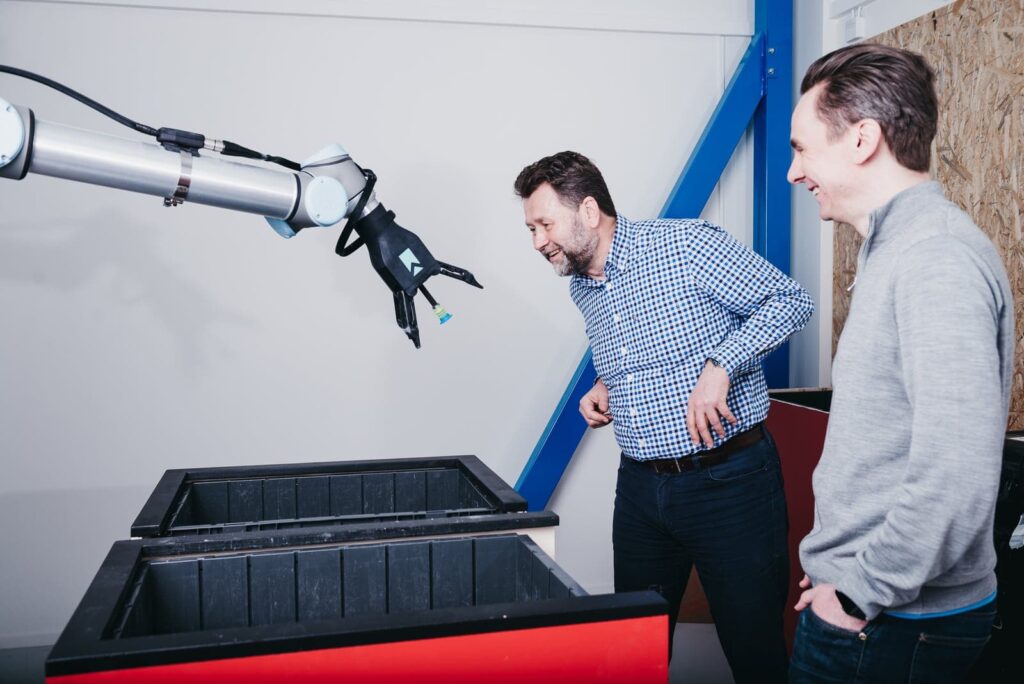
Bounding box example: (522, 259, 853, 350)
(613, 428, 790, 683)
(790, 602, 996, 683)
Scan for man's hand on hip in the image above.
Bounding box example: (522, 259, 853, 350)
(794, 576, 868, 632)
(686, 361, 737, 447)
(580, 378, 612, 428)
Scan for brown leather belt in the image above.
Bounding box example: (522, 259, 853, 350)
(642, 423, 765, 474)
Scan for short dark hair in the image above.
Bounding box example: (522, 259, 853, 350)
(801, 43, 937, 172)
(514, 151, 617, 217)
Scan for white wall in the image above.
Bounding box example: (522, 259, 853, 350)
(789, 0, 826, 388)
(0, 0, 762, 647)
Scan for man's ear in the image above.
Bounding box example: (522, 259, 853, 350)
(580, 196, 601, 229)
(851, 118, 883, 164)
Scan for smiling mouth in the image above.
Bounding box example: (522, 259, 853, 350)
(545, 248, 562, 261)
(808, 185, 821, 198)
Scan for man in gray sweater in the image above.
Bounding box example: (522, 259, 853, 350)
(787, 44, 1014, 682)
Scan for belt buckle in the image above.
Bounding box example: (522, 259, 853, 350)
(653, 457, 685, 474)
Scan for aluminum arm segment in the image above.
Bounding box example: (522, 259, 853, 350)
(0, 99, 373, 235)
(25, 117, 302, 216)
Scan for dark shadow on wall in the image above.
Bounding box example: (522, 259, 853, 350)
(0, 209, 255, 374)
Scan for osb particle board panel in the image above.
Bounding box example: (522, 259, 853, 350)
(833, 0, 1024, 430)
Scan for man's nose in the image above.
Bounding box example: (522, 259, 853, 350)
(532, 231, 548, 251)
(787, 156, 802, 185)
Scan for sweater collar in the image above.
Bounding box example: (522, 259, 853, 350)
(865, 181, 943, 246)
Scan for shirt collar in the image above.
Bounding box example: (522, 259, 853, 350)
(606, 215, 635, 274)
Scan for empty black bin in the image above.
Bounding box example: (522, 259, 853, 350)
(132, 455, 545, 538)
(45, 533, 669, 682)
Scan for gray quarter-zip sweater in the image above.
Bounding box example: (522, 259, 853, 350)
(799, 181, 1015, 620)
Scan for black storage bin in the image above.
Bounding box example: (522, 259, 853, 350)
(45, 533, 668, 681)
(132, 455, 537, 537)
(970, 434, 1024, 681)
(114, 535, 583, 638)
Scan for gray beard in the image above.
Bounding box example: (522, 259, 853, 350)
(552, 217, 598, 277)
(559, 246, 595, 276)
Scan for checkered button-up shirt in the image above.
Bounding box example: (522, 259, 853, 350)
(570, 215, 813, 460)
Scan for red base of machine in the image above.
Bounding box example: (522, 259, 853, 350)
(766, 396, 830, 652)
(48, 615, 667, 684)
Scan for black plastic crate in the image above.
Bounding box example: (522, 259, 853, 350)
(132, 456, 532, 537)
(46, 533, 667, 680)
(114, 535, 582, 638)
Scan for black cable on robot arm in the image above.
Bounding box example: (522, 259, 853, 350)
(0, 64, 159, 136)
(220, 140, 301, 171)
(1, 65, 303, 171)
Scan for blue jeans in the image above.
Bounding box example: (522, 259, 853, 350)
(790, 602, 996, 683)
(613, 428, 790, 683)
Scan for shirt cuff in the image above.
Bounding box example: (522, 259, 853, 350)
(709, 336, 754, 378)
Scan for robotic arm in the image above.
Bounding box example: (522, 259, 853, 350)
(0, 66, 481, 348)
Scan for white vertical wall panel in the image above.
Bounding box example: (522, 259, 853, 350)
(789, 0, 954, 387)
(0, 0, 756, 644)
(791, 0, 826, 388)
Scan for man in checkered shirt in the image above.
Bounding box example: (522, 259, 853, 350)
(515, 151, 813, 682)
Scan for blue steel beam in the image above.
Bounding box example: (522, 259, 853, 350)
(661, 33, 765, 218)
(754, 0, 794, 389)
(514, 352, 597, 510)
(517, 0, 793, 511)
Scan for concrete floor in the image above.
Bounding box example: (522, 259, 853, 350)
(2, 623, 734, 683)
(671, 623, 735, 683)
(0, 645, 48, 684)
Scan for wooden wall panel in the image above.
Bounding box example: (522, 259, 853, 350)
(832, 0, 1024, 430)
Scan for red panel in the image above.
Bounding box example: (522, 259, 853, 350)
(48, 615, 667, 684)
(766, 398, 829, 652)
